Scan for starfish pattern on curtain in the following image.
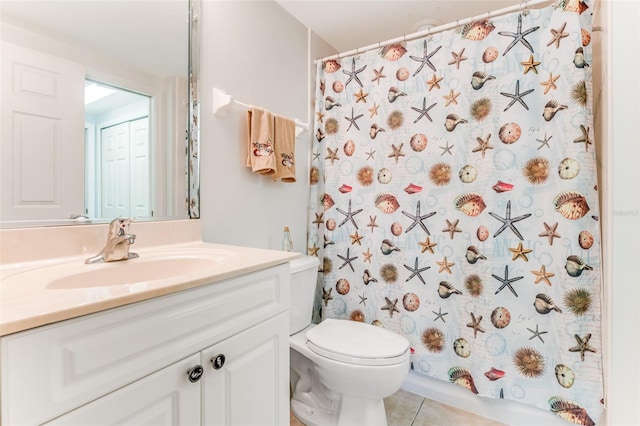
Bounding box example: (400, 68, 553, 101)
(308, 2, 601, 424)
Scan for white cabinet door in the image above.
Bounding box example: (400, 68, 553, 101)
(202, 312, 289, 426)
(44, 354, 202, 426)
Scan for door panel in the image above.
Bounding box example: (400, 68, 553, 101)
(1, 41, 85, 220)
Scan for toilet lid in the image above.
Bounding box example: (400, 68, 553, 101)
(305, 319, 409, 366)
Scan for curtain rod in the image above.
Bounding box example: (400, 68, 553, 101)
(315, 0, 555, 63)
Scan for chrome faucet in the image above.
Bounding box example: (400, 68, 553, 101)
(85, 218, 139, 264)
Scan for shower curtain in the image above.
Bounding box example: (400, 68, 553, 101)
(308, 1, 602, 424)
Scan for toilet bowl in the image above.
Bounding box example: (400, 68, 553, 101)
(289, 256, 410, 426)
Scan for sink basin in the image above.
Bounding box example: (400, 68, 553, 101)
(2, 247, 238, 290)
(47, 257, 217, 289)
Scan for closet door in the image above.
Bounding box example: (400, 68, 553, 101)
(100, 122, 130, 218)
(0, 41, 85, 220)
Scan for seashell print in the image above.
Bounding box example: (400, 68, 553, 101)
(561, 0, 589, 14)
(323, 59, 341, 73)
(338, 184, 352, 194)
(404, 183, 422, 194)
(324, 96, 342, 110)
(492, 180, 514, 193)
(377, 168, 392, 184)
(581, 28, 591, 46)
(326, 218, 336, 231)
(396, 67, 410, 81)
(343, 139, 355, 156)
(461, 19, 495, 40)
(445, 113, 468, 131)
(403, 292, 420, 311)
(332, 80, 344, 93)
(491, 307, 511, 328)
(448, 367, 478, 394)
(564, 288, 592, 316)
(454, 193, 486, 217)
(410, 133, 428, 151)
(543, 100, 568, 121)
(459, 165, 477, 183)
(554, 191, 590, 220)
(371, 319, 384, 327)
(465, 246, 486, 264)
(381, 43, 407, 61)
(422, 327, 445, 352)
(336, 278, 350, 295)
(453, 338, 471, 358)
(438, 281, 462, 299)
(349, 309, 365, 322)
(381, 240, 400, 256)
(534, 293, 563, 314)
(429, 163, 452, 186)
(555, 365, 576, 388)
(578, 230, 594, 249)
(523, 157, 550, 185)
(513, 346, 545, 378)
(482, 46, 499, 63)
(477, 225, 489, 241)
(391, 222, 403, 236)
(470, 71, 495, 90)
(565, 255, 593, 277)
(362, 269, 378, 284)
(375, 193, 400, 213)
(321, 193, 335, 210)
(484, 367, 505, 381)
(310, 166, 319, 185)
(548, 397, 595, 426)
(558, 158, 580, 180)
(498, 122, 522, 144)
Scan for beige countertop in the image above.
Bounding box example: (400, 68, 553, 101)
(1, 223, 301, 336)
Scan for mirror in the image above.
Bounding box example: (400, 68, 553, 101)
(0, 0, 199, 227)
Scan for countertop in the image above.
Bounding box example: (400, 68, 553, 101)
(0, 241, 301, 337)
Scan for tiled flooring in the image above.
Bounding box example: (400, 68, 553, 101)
(290, 389, 504, 426)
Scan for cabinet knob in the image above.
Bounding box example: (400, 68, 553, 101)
(187, 365, 204, 383)
(211, 354, 226, 370)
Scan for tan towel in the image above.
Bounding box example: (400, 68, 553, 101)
(246, 107, 276, 175)
(271, 114, 296, 182)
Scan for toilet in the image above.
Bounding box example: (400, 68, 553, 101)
(289, 256, 411, 426)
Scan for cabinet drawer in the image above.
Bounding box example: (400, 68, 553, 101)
(1, 264, 289, 425)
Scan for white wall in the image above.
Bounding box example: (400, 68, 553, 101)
(199, 0, 310, 251)
(198, 0, 640, 424)
(606, 1, 640, 425)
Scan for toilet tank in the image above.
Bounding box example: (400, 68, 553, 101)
(289, 255, 320, 335)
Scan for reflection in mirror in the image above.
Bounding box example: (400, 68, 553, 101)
(84, 80, 151, 219)
(0, 0, 197, 227)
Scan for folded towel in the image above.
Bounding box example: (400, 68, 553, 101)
(271, 114, 296, 183)
(246, 107, 276, 175)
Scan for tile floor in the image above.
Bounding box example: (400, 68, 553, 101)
(290, 389, 505, 426)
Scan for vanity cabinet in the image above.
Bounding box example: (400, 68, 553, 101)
(1, 264, 290, 425)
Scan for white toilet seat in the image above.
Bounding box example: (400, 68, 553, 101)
(305, 319, 409, 366)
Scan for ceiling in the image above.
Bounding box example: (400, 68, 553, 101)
(275, 0, 525, 54)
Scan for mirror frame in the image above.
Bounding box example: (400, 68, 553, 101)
(188, 0, 200, 219)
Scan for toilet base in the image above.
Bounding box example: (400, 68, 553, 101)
(291, 393, 388, 426)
